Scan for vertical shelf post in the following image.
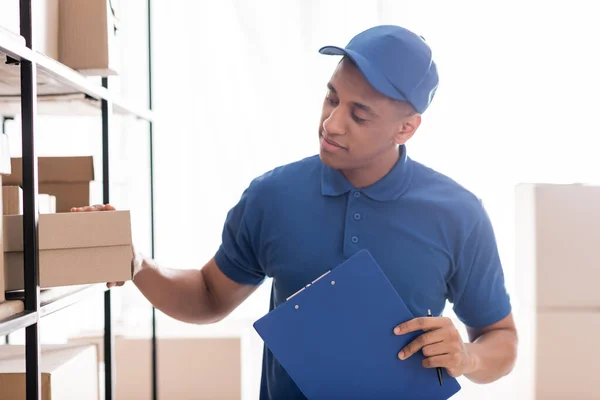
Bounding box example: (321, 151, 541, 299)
(147, 1, 158, 399)
(102, 77, 115, 400)
(19, 1, 41, 399)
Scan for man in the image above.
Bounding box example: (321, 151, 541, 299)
(75, 25, 517, 399)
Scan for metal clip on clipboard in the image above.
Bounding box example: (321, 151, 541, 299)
(286, 270, 332, 301)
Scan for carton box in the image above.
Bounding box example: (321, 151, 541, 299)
(2, 186, 56, 215)
(534, 312, 600, 399)
(3, 210, 133, 291)
(0, 344, 99, 400)
(3, 156, 94, 213)
(515, 183, 600, 309)
(0, 134, 11, 303)
(71, 336, 243, 400)
(2, 186, 21, 215)
(59, 0, 121, 75)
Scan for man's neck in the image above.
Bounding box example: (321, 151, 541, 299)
(341, 147, 401, 188)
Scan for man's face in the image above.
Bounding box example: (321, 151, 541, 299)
(318, 58, 418, 171)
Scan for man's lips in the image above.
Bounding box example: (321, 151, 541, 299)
(321, 134, 345, 149)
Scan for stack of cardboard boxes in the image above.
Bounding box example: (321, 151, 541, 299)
(515, 183, 600, 400)
(0, 152, 135, 399)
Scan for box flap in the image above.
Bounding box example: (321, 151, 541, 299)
(3, 156, 94, 185)
(3, 210, 132, 252)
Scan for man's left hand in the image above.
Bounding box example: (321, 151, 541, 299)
(393, 316, 476, 378)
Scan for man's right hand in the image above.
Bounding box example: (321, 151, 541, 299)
(70, 203, 141, 288)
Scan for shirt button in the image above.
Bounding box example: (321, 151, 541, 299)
(353, 192, 361, 198)
(351, 236, 359, 244)
(353, 212, 361, 220)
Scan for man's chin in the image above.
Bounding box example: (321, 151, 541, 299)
(319, 150, 342, 169)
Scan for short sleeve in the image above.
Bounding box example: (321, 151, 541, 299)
(448, 205, 512, 328)
(214, 181, 266, 286)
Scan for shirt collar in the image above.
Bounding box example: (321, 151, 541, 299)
(321, 145, 414, 201)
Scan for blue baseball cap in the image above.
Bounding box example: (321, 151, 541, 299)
(319, 25, 439, 114)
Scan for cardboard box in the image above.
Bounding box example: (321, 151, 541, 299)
(2, 186, 22, 215)
(71, 336, 242, 400)
(0, 344, 99, 400)
(0, 0, 59, 60)
(515, 183, 600, 309)
(58, 0, 120, 75)
(0, 134, 11, 303)
(2, 187, 56, 215)
(534, 312, 600, 399)
(3, 156, 94, 213)
(3, 211, 133, 291)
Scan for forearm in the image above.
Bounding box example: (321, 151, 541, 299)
(464, 328, 518, 384)
(132, 258, 222, 324)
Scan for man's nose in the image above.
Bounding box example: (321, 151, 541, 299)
(322, 107, 345, 136)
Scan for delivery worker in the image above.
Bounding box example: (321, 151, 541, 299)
(74, 25, 517, 399)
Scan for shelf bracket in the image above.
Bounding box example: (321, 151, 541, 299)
(5, 55, 19, 65)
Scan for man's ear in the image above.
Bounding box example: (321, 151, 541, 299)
(394, 113, 421, 145)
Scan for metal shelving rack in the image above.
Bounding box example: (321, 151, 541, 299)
(0, 1, 157, 399)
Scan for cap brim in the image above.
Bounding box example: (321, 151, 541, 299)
(318, 46, 407, 102)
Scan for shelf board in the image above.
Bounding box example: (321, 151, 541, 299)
(0, 311, 38, 336)
(0, 26, 152, 121)
(0, 284, 109, 336)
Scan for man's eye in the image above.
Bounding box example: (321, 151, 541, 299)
(352, 114, 367, 124)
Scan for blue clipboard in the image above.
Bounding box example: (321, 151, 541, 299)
(253, 249, 461, 399)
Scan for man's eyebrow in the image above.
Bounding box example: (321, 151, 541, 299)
(327, 82, 378, 117)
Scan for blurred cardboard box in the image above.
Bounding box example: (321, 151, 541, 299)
(2, 186, 21, 215)
(70, 335, 242, 400)
(59, 0, 121, 75)
(3, 210, 132, 291)
(535, 312, 600, 399)
(0, 0, 120, 75)
(0, 134, 12, 303)
(0, 344, 99, 400)
(4, 156, 94, 213)
(515, 183, 600, 309)
(0, 0, 59, 59)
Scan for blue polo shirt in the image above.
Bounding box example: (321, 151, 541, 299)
(214, 145, 511, 400)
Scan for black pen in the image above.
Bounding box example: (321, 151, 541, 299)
(427, 309, 444, 386)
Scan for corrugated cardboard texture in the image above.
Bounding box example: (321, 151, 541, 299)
(536, 312, 600, 399)
(3, 156, 94, 186)
(59, 0, 119, 75)
(3, 211, 133, 290)
(0, 344, 98, 400)
(516, 184, 600, 309)
(2, 186, 22, 215)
